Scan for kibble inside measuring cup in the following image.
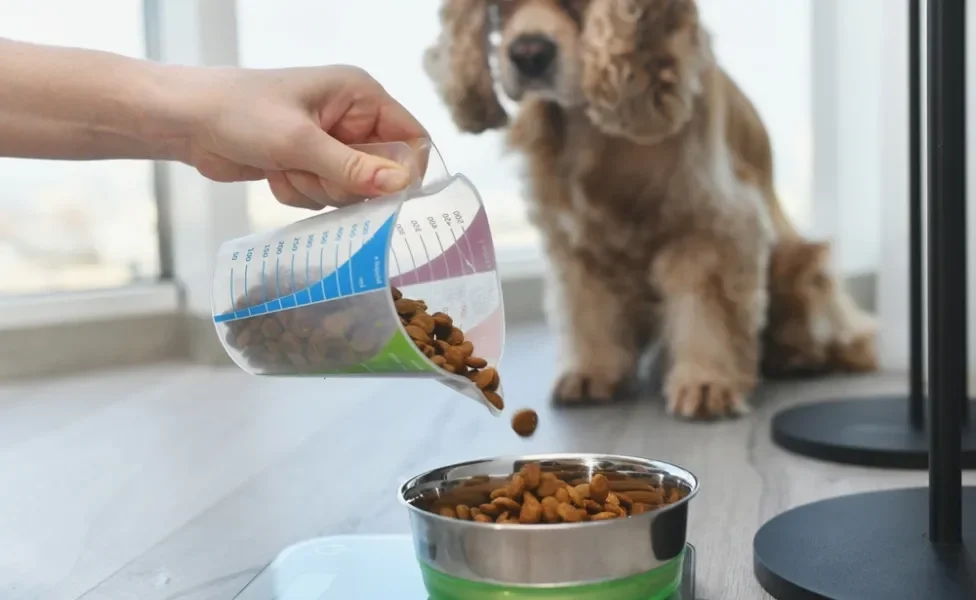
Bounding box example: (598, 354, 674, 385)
(209, 140, 506, 413)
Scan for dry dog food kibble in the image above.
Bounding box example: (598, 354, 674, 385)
(222, 282, 530, 433)
(222, 283, 394, 373)
(511, 408, 539, 437)
(391, 287, 506, 411)
(419, 463, 686, 525)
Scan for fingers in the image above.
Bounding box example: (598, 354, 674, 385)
(283, 170, 331, 206)
(283, 170, 364, 207)
(265, 171, 322, 210)
(408, 139, 432, 186)
(361, 97, 431, 182)
(195, 157, 265, 183)
(377, 98, 429, 142)
(283, 127, 414, 197)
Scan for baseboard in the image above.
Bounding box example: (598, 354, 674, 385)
(184, 314, 237, 367)
(0, 314, 189, 381)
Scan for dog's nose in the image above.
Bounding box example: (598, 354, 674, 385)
(508, 34, 557, 78)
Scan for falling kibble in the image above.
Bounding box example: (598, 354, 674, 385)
(511, 409, 539, 437)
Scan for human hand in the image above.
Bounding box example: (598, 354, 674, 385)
(180, 64, 428, 209)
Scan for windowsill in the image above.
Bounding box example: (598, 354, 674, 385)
(0, 282, 182, 330)
(495, 240, 547, 280)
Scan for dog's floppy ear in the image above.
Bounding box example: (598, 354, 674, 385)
(424, 0, 508, 133)
(580, 0, 708, 143)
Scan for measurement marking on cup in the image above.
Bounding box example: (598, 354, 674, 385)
(404, 240, 419, 275)
(319, 248, 325, 297)
(275, 256, 281, 298)
(348, 237, 355, 293)
(457, 222, 477, 276)
(261, 261, 267, 302)
(390, 248, 403, 278)
(214, 214, 396, 323)
(419, 237, 436, 282)
(243, 264, 249, 307)
(448, 225, 473, 275)
(333, 246, 341, 298)
(434, 231, 452, 277)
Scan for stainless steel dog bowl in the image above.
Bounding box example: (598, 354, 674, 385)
(398, 453, 699, 600)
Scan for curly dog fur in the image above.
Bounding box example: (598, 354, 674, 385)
(425, 0, 878, 419)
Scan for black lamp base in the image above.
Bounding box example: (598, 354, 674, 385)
(754, 487, 976, 600)
(771, 396, 976, 469)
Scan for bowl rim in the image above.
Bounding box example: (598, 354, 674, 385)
(396, 452, 700, 532)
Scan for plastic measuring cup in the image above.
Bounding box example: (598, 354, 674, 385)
(211, 140, 505, 413)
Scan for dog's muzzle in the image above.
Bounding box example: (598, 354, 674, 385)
(508, 33, 557, 79)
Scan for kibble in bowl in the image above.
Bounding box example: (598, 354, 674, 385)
(398, 453, 699, 600)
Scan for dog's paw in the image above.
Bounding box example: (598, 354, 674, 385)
(828, 332, 879, 373)
(665, 370, 750, 420)
(551, 372, 623, 406)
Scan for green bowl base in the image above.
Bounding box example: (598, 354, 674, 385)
(420, 550, 684, 600)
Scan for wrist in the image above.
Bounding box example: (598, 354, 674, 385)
(133, 62, 219, 163)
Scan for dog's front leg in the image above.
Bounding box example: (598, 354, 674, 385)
(654, 235, 768, 419)
(546, 255, 646, 405)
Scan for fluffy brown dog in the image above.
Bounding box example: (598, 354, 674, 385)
(424, 0, 877, 418)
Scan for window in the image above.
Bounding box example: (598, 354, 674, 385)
(699, 0, 814, 230)
(0, 0, 160, 295)
(236, 0, 538, 270)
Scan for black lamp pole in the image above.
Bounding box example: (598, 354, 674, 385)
(908, 0, 925, 429)
(926, 0, 966, 543)
(752, 1, 976, 597)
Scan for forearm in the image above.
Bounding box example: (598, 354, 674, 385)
(0, 38, 202, 162)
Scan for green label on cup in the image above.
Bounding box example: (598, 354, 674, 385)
(328, 329, 437, 375)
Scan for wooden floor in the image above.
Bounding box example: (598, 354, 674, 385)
(1, 323, 971, 600)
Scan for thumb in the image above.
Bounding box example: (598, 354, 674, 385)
(291, 128, 413, 196)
